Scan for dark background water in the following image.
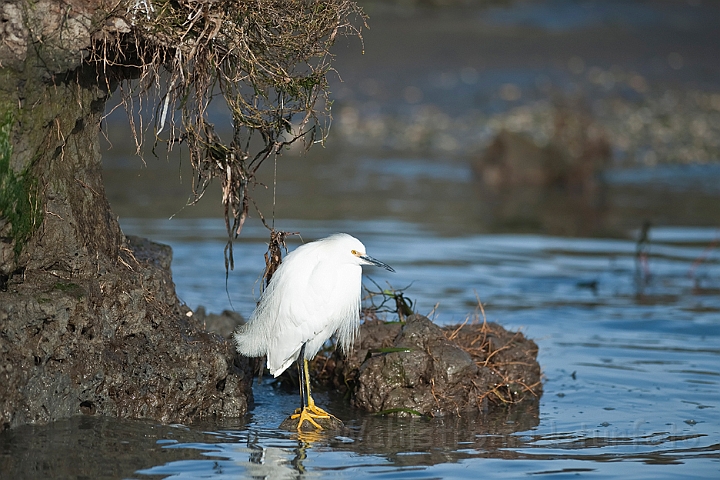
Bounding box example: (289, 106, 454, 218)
(3, 1, 720, 478)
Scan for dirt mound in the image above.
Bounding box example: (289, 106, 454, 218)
(0, 236, 253, 429)
(312, 314, 542, 417)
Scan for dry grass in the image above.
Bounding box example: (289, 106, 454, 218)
(90, 0, 365, 267)
(297, 303, 542, 416)
(444, 307, 542, 406)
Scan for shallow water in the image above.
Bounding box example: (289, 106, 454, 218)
(3, 218, 719, 478)
(5, 1, 720, 478)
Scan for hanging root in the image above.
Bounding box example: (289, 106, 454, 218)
(262, 229, 300, 289)
(89, 0, 367, 270)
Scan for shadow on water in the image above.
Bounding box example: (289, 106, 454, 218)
(0, 415, 234, 479)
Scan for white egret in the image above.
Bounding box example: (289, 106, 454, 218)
(234, 233, 394, 430)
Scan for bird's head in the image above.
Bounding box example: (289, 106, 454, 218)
(329, 233, 395, 272)
(351, 247, 395, 272)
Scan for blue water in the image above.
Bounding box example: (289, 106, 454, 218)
(3, 185, 719, 479)
(3, 0, 720, 476)
(108, 218, 720, 479)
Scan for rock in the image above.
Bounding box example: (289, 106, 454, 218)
(320, 315, 542, 417)
(193, 306, 245, 339)
(0, 237, 254, 429)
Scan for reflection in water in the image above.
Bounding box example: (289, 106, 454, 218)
(2, 399, 715, 479)
(139, 395, 541, 477)
(476, 185, 610, 237)
(336, 403, 540, 464)
(0, 416, 221, 479)
(241, 439, 316, 479)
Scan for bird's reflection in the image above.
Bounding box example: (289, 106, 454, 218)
(243, 397, 540, 478)
(243, 430, 330, 478)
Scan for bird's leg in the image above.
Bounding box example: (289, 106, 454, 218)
(303, 357, 333, 418)
(297, 344, 308, 411)
(291, 344, 333, 431)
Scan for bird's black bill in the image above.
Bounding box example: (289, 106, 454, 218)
(361, 255, 395, 272)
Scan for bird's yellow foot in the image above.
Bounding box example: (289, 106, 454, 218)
(307, 401, 333, 418)
(291, 406, 329, 431)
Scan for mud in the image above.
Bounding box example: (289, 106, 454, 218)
(0, 236, 253, 430)
(305, 314, 542, 418)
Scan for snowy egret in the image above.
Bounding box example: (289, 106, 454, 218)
(234, 233, 394, 430)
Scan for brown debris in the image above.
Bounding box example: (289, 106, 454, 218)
(87, 0, 367, 269)
(309, 314, 542, 417)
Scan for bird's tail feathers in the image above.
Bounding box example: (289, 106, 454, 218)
(267, 354, 297, 378)
(233, 322, 267, 358)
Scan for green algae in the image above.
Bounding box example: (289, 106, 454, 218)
(0, 110, 43, 259)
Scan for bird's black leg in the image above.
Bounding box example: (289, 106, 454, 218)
(291, 342, 332, 431)
(297, 343, 308, 411)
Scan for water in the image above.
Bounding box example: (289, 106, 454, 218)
(3, 217, 718, 478)
(4, 1, 720, 477)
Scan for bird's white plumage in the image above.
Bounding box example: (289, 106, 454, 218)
(234, 233, 376, 377)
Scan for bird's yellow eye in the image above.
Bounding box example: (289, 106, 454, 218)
(351, 249, 358, 255)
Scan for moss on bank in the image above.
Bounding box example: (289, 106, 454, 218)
(0, 110, 42, 260)
(0, 0, 363, 429)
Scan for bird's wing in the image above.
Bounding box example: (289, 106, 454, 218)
(239, 243, 361, 377)
(302, 260, 361, 356)
(265, 257, 348, 375)
(261, 249, 328, 375)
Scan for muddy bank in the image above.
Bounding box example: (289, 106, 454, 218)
(292, 314, 541, 418)
(0, 236, 253, 430)
(0, 1, 257, 429)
